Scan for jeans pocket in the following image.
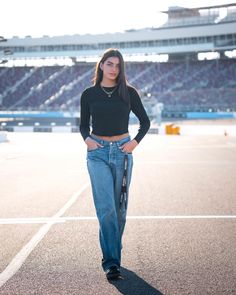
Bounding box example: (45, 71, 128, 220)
(118, 147, 132, 155)
(87, 147, 99, 152)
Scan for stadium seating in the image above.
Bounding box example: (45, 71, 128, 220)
(0, 59, 236, 113)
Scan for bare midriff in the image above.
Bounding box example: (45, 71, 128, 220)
(91, 132, 129, 142)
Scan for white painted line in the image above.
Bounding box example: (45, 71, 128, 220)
(64, 215, 236, 220)
(127, 215, 236, 219)
(1, 215, 236, 225)
(0, 182, 89, 288)
(0, 218, 66, 225)
(135, 160, 233, 165)
(61, 216, 97, 221)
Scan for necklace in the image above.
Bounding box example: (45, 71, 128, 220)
(100, 85, 117, 98)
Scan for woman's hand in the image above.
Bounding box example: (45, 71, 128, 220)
(120, 139, 138, 153)
(85, 137, 103, 151)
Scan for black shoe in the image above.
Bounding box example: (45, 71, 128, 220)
(105, 266, 122, 280)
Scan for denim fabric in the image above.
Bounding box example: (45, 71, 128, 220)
(86, 134, 133, 271)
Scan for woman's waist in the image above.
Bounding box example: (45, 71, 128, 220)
(90, 133, 130, 146)
(91, 132, 129, 142)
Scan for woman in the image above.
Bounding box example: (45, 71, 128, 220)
(79, 48, 150, 280)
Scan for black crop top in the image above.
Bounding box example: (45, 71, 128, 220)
(79, 84, 150, 143)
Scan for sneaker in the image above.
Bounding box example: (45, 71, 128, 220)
(105, 266, 122, 280)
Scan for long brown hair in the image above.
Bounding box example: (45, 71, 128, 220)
(93, 48, 130, 106)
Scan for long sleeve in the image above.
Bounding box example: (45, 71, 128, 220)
(130, 87, 150, 143)
(79, 90, 90, 141)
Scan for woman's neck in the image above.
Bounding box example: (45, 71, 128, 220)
(100, 79, 117, 87)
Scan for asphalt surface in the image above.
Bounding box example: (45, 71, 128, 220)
(0, 130, 236, 295)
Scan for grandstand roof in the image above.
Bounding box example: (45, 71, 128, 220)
(161, 2, 236, 14)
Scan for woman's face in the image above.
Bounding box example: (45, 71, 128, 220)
(100, 56, 120, 82)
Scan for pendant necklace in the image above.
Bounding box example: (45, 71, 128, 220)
(100, 85, 117, 98)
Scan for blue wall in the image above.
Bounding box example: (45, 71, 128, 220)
(186, 112, 236, 119)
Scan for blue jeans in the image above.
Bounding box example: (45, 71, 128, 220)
(86, 134, 133, 271)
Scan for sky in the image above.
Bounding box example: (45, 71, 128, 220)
(0, 0, 234, 38)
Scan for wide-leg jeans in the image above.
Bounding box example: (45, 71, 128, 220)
(86, 134, 133, 271)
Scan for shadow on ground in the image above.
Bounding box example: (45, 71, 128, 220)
(108, 267, 164, 295)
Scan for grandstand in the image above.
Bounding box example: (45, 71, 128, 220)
(0, 3, 236, 128)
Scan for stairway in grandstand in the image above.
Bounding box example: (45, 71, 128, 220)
(1, 68, 37, 107)
(138, 63, 185, 94)
(159, 60, 236, 111)
(39, 67, 94, 110)
(9, 66, 69, 110)
(128, 63, 156, 85)
(156, 61, 214, 104)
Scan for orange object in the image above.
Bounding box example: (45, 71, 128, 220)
(165, 124, 180, 135)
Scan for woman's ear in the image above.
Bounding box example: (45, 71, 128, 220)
(100, 62, 103, 71)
